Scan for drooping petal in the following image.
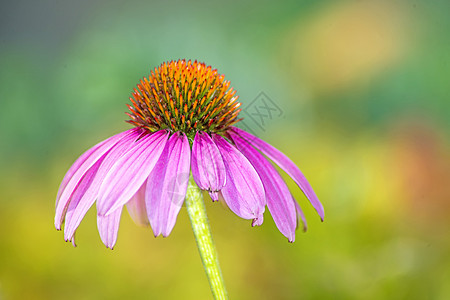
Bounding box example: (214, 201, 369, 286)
(63, 157, 104, 243)
(230, 132, 297, 242)
(55, 129, 137, 230)
(231, 127, 325, 221)
(63, 129, 143, 241)
(56, 138, 106, 208)
(212, 134, 265, 223)
(97, 130, 169, 216)
(191, 131, 226, 196)
(97, 207, 123, 249)
(126, 181, 149, 227)
(146, 132, 191, 237)
(293, 199, 308, 232)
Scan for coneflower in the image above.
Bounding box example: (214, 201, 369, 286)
(55, 59, 324, 299)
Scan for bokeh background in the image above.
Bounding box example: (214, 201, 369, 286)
(1, 0, 449, 299)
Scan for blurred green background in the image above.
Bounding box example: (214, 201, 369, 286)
(1, 0, 449, 299)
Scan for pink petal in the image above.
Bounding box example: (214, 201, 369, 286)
(212, 134, 265, 223)
(146, 132, 191, 237)
(56, 139, 106, 208)
(55, 129, 137, 230)
(191, 131, 226, 196)
(293, 199, 308, 232)
(63, 129, 143, 241)
(231, 127, 325, 221)
(126, 181, 149, 227)
(97, 130, 169, 216)
(230, 132, 297, 242)
(63, 158, 104, 243)
(97, 207, 123, 249)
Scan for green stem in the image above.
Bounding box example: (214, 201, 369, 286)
(185, 175, 228, 300)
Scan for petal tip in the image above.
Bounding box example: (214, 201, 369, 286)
(209, 191, 219, 202)
(65, 238, 77, 247)
(251, 215, 264, 227)
(319, 213, 325, 222)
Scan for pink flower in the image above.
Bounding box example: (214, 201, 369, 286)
(55, 60, 324, 248)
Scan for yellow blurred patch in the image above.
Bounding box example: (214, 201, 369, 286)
(281, 0, 412, 97)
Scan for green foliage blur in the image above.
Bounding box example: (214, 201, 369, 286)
(1, 0, 449, 299)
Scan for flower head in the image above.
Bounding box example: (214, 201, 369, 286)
(126, 60, 241, 137)
(55, 59, 324, 248)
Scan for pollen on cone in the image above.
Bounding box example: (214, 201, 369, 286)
(126, 59, 241, 136)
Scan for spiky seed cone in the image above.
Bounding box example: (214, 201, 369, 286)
(127, 59, 242, 139)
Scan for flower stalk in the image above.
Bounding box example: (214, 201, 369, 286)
(185, 175, 228, 300)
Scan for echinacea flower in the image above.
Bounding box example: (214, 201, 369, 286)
(55, 59, 324, 249)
